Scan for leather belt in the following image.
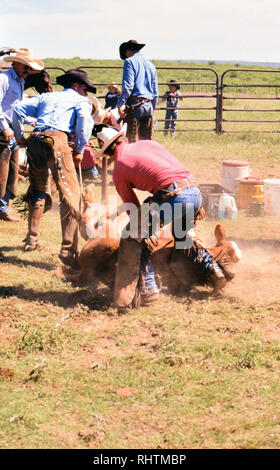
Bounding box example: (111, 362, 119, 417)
(165, 177, 198, 191)
(128, 96, 151, 102)
(38, 128, 72, 141)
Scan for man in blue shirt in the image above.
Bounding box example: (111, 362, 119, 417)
(117, 40, 158, 143)
(13, 69, 95, 269)
(0, 48, 44, 221)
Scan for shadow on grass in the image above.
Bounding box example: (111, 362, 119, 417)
(0, 284, 113, 312)
(0, 251, 54, 271)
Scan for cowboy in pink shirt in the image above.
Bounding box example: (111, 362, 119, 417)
(97, 125, 227, 305)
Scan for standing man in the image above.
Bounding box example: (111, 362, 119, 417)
(117, 39, 158, 143)
(13, 69, 95, 269)
(0, 48, 44, 221)
(96, 126, 227, 306)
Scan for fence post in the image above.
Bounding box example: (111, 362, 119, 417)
(216, 86, 223, 134)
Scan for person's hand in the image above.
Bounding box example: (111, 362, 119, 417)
(118, 106, 127, 119)
(72, 151, 83, 165)
(16, 139, 26, 148)
(3, 128, 14, 141)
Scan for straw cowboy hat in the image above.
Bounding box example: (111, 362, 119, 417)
(93, 107, 123, 130)
(56, 68, 96, 93)
(88, 95, 103, 114)
(97, 124, 127, 156)
(119, 40, 145, 60)
(3, 48, 44, 71)
(92, 107, 111, 125)
(168, 79, 180, 90)
(109, 108, 123, 130)
(107, 82, 121, 93)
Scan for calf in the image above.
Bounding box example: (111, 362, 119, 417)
(73, 189, 241, 299)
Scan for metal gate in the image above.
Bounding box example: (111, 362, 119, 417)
(219, 68, 280, 134)
(76, 65, 220, 133)
(45, 64, 280, 134)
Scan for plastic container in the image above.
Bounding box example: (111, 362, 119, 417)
(237, 177, 264, 209)
(221, 160, 251, 194)
(264, 178, 280, 215)
(218, 193, 238, 220)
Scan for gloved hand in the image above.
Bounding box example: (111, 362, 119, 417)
(118, 106, 127, 119)
(3, 128, 14, 141)
(72, 150, 83, 165)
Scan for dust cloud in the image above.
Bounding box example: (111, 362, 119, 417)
(225, 240, 280, 304)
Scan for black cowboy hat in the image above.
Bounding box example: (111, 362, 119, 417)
(56, 68, 96, 93)
(119, 39, 146, 60)
(169, 79, 180, 90)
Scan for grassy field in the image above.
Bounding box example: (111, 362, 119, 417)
(1, 59, 280, 449)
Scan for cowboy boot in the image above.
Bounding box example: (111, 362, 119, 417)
(24, 199, 45, 251)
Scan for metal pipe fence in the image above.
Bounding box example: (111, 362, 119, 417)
(42, 65, 280, 134)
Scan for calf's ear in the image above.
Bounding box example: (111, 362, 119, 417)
(214, 224, 226, 245)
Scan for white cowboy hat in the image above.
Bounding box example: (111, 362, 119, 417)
(3, 48, 44, 71)
(109, 108, 123, 130)
(92, 107, 112, 125)
(88, 95, 103, 114)
(97, 123, 127, 156)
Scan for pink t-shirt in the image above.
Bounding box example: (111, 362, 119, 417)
(113, 140, 191, 207)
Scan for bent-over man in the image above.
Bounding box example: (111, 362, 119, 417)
(96, 125, 227, 306)
(13, 69, 95, 269)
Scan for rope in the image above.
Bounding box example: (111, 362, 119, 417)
(78, 162, 83, 214)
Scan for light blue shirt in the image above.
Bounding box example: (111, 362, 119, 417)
(13, 88, 94, 153)
(117, 53, 158, 109)
(0, 67, 25, 131)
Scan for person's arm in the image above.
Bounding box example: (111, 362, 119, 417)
(117, 60, 135, 108)
(0, 74, 10, 133)
(73, 100, 94, 155)
(12, 96, 40, 141)
(113, 172, 141, 209)
(152, 69, 159, 110)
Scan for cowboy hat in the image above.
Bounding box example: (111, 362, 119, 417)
(3, 48, 44, 71)
(119, 40, 145, 60)
(92, 107, 112, 125)
(107, 82, 121, 93)
(109, 108, 123, 130)
(56, 68, 96, 93)
(97, 124, 127, 156)
(168, 79, 180, 90)
(88, 95, 103, 114)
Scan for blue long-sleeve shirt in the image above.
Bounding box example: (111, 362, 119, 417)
(117, 53, 158, 109)
(13, 88, 94, 153)
(0, 67, 25, 131)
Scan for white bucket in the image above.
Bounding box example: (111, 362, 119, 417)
(221, 160, 251, 194)
(264, 179, 280, 215)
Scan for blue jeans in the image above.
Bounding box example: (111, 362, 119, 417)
(0, 190, 11, 214)
(128, 101, 153, 120)
(164, 109, 178, 134)
(142, 184, 203, 290)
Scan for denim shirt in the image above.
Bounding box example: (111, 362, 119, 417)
(13, 89, 94, 153)
(117, 53, 158, 109)
(0, 67, 25, 131)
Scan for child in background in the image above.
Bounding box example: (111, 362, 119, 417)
(105, 82, 121, 109)
(163, 80, 182, 137)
